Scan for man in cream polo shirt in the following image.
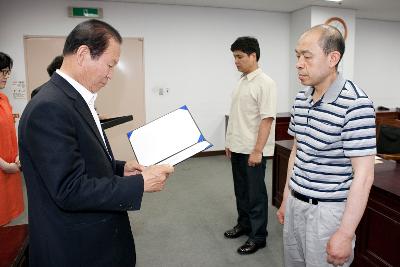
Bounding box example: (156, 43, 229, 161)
(225, 36, 277, 255)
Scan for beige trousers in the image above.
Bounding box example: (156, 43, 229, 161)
(283, 195, 355, 267)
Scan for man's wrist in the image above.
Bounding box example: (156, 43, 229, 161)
(337, 227, 355, 240)
(252, 149, 262, 155)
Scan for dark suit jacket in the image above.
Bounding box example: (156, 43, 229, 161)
(19, 73, 144, 267)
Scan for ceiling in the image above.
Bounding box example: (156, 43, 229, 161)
(85, 0, 400, 21)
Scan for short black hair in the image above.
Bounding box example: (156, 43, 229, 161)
(310, 25, 345, 69)
(230, 37, 260, 61)
(63, 19, 122, 59)
(47, 55, 64, 76)
(0, 52, 13, 70)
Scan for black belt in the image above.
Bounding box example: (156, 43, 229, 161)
(291, 190, 346, 205)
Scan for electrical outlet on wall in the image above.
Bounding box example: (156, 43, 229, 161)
(12, 80, 26, 99)
(155, 87, 170, 96)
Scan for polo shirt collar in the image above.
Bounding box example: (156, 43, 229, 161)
(244, 68, 262, 81)
(304, 73, 346, 103)
(56, 69, 97, 106)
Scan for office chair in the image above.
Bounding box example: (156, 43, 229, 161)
(376, 118, 400, 162)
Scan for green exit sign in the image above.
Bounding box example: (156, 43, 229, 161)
(68, 7, 103, 18)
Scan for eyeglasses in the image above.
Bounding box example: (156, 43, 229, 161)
(1, 69, 11, 76)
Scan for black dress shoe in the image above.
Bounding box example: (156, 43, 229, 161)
(224, 225, 249, 239)
(237, 240, 266, 255)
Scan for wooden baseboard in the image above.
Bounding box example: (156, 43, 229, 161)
(194, 150, 273, 160)
(194, 150, 225, 157)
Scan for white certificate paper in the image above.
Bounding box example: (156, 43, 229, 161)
(127, 105, 212, 166)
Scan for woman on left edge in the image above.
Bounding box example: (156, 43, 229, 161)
(0, 52, 24, 226)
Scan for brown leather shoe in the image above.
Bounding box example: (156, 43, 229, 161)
(224, 225, 249, 239)
(237, 240, 266, 255)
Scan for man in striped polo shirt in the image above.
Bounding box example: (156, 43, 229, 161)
(277, 25, 376, 267)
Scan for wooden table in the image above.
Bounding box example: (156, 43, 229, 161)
(0, 224, 28, 267)
(354, 159, 400, 266)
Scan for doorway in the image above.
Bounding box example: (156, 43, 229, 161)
(24, 36, 145, 160)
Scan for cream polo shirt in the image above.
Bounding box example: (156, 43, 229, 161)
(56, 70, 109, 156)
(225, 68, 277, 156)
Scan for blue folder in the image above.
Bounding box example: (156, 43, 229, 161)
(127, 105, 212, 166)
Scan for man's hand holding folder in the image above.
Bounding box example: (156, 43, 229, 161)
(142, 164, 174, 192)
(124, 160, 174, 192)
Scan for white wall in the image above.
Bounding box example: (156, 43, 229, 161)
(354, 18, 400, 108)
(0, 0, 290, 151)
(289, 7, 312, 104)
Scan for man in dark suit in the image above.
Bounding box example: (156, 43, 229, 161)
(18, 19, 173, 267)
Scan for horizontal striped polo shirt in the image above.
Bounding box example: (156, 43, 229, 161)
(288, 74, 376, 200)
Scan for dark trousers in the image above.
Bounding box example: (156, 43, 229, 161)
(231, 152, 268, 243)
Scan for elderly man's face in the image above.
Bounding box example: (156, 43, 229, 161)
(82, 38, 121, 93)
(295, 30, 332, 88)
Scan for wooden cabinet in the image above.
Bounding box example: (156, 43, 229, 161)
(276, 113, 293, 141)
(375, 109, 400, 123)
(353, 161, 400, 266)
(272, 140, 292, 207)
(272, 141, 400, 267)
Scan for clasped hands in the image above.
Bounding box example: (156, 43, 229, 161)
(124, 160, 174, 192)
(0, 155, 21, 174)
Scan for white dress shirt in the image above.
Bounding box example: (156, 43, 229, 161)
(56, 70, 109, 156)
